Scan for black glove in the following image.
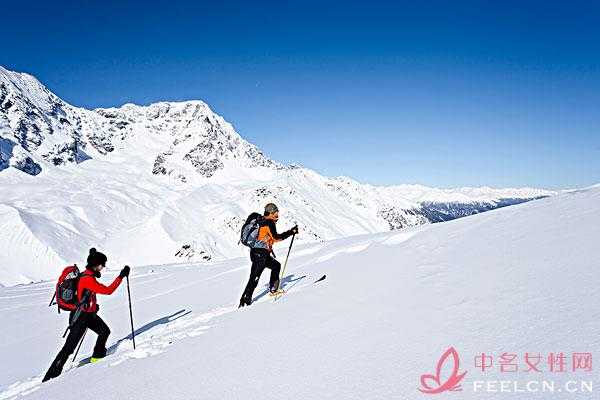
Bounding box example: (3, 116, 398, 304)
(290, 225, 299, 235)
(120, 265, 130, 278)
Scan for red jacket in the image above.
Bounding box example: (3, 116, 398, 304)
(77, 269, 123, 313)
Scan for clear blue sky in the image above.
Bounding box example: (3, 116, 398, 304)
(2, 1, 599, 189)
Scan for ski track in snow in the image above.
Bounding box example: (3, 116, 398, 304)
(0, 301, 228, 399)
(0, 206, 542, 398)
(0, 224, 385, 400)
(103, 306, 231, 368)
(0, 253, 332, 400)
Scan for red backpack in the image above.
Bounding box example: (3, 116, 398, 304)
(53, 265, 81, 312)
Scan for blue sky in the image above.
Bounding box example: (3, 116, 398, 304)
(2, 0, 599, 189)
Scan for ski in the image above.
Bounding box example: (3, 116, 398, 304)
(273, 274, 327, 301)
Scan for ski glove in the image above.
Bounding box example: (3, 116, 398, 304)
(119, 265, 130, 278)
(290, 225, 299, 235)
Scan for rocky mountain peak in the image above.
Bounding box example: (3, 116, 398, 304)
(0, 66, 281, 180)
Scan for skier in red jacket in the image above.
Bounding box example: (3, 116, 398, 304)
(43, 248, 130, 382)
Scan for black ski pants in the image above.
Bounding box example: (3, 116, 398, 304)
(43, 311, 110, 381)
(241, 248, 281, 302)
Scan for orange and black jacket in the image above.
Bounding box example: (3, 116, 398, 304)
(256, 218, 294, 251)
(77, 269, 123, 313)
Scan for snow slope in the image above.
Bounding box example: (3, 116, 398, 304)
(0, 66, 554, 285)
(1, 186, 598, 399)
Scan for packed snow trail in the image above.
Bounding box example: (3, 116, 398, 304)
(0, 239, 343, 398)
(0, 187, 599, 399)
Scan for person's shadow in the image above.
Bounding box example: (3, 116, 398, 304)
(253, 274, 306, 302)
(77, 309, 191, 366)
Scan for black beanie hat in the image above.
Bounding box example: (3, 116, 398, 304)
(87, 248, 107, 268)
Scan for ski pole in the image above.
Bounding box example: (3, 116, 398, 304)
(279, 233, 296, 286)
(72, 328, 87, 363)
(126, 275, 136, 350)
(63, 292, 90, 338)
(48, 292, 56, 307)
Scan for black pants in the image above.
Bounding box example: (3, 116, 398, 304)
(43, 311, 110, 382)
(241, 249, 281, 303)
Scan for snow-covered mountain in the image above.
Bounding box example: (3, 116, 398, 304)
(0, 65, 279, 179)
(1, 185, 598, 400)
(0, 66, 555, 285)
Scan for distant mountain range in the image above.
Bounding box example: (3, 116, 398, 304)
(0, 66, 553, 285)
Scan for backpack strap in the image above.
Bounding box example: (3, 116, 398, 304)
(62, 289, 91, 338)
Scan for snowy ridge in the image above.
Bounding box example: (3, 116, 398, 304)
(0, 66, 557, 285)
(0, 186, 598, 399)
(0, 66, 279, 181)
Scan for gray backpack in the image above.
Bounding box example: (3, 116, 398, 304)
(240, 212, 263, 248)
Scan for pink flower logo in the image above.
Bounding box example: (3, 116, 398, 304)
(419, 347, 467, 394)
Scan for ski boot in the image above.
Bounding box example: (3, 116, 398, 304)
(239, 295, 252, 308)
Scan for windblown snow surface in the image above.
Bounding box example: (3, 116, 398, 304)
(0, 186, 598, 399)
